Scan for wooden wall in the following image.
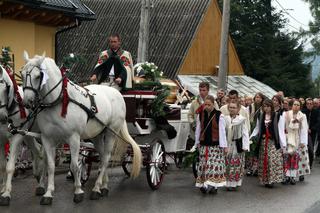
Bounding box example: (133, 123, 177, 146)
(178, 0, 244, 75)
(0, 19, 55, 74)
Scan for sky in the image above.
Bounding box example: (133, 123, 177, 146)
(273, 0, 313, 32)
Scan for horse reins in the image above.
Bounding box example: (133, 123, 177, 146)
(23, 65, 65, 108)
(20, 64, 133, 145)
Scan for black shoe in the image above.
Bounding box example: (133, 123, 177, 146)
(299, 176, 305, 182)
(200, 187, 207, 194)
(290, 178, 296, 185)
(265, 184, 274, 188)
(246, 170, 252, 176)
(282, 177, 290, 185)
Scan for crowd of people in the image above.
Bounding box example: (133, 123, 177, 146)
(188, 82, 320, 194)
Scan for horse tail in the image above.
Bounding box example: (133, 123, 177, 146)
(119, 121, 142, 178)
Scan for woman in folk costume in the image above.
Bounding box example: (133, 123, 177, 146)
(222, 102, 250, 190)
(282, 100, 310, 184)
(194, 95, 227, 194)
(246, 93, 266, 176)
(250, 99, 286, 188)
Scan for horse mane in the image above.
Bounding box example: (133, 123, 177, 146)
(27, 55, 58, 73)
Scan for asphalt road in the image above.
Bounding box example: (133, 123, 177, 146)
(1, 162, 320, 213)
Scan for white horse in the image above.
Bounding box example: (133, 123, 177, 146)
(0, 65, 46, 206)
(21, 52, 142, 205)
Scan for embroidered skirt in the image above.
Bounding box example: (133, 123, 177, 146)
(258, 139, 283, 185)
(226, 152, 245, 187)
(298, 145, 311, 176)
(195, 145, 226, 188)
(283, 152, 299, 178)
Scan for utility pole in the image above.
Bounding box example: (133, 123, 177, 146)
(217, 0, 231, 91)
(137, 0, 151, 63)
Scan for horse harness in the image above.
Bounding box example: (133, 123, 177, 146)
(0, 78, 12, 110)
(18, 63, 133, 145)
(22, 64, 101, 125)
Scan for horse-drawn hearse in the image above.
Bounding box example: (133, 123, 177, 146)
(0, 53, 193, 206)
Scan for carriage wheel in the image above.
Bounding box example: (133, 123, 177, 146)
(192, 150, 199, 179)
(146, 139, 166, 190)
(78, 150, 92, 185)
(122, 151, 133, 177)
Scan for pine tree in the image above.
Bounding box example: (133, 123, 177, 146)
(219, 0, 313, 96)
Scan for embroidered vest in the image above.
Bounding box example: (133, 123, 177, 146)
(255, 112, 281, 156)
(199, 110, 220, 146)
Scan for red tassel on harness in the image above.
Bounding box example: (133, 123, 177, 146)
(4, 66, 27, 119)
(60, 67, 69, 118)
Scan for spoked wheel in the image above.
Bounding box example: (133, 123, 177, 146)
(146, 139, 166, 190)
(122, 151, 133, 177)
(78, 150, 92, 185)
(192, 150, 199, 179)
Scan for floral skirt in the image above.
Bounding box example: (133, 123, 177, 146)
(246, 156, 258, 174)
(195, 145, 226, 188)
(258, 139, 283, 185)
(226, 152, 245, 187)
(283, 152, 299, 178)
(298, 145, 311, 176)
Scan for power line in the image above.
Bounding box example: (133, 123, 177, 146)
(286, 23, 301, 31)
(274, 0, 309, 27)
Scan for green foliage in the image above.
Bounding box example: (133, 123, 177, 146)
(219, 0, 314, 96)
(182, 150, 198, 168)
(302, 0, 320, 54)
(61, 53, 85, 70)
(314, 74, 320, 96)
(0, 47, 12, 66)
(151, 86, 170, 118)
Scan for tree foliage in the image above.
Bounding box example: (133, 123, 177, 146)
(219, 0, 313, 97)
(302, 0, 320, 55)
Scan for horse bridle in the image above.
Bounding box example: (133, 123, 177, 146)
(22, 64, 65, 108)
(0, 78, 11, 110)
(22, 65, 43, 99)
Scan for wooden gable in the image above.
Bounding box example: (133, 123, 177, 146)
(178, 0, 244, 76)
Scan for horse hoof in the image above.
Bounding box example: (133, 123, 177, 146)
(89, 191, 101, 200)
(100, 188, 109, 197)
(40, 196, 53, 205)
(73, 193, 84, 203)
(0, 196, 10, 206)
(35, 187, 46, 196)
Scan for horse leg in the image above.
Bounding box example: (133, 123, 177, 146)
(100, 137, 116, 197)
(90, 132, 115, 200)
(40, 137, 56, 205)
(69, 134, 84, 203)
(0, 142, 6, 194)
(24, 136, 46, 196)
(0, 134, 24, 206)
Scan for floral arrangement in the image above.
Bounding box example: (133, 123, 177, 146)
(134, 62, 164, 82)
(62, 53, 85, 70)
